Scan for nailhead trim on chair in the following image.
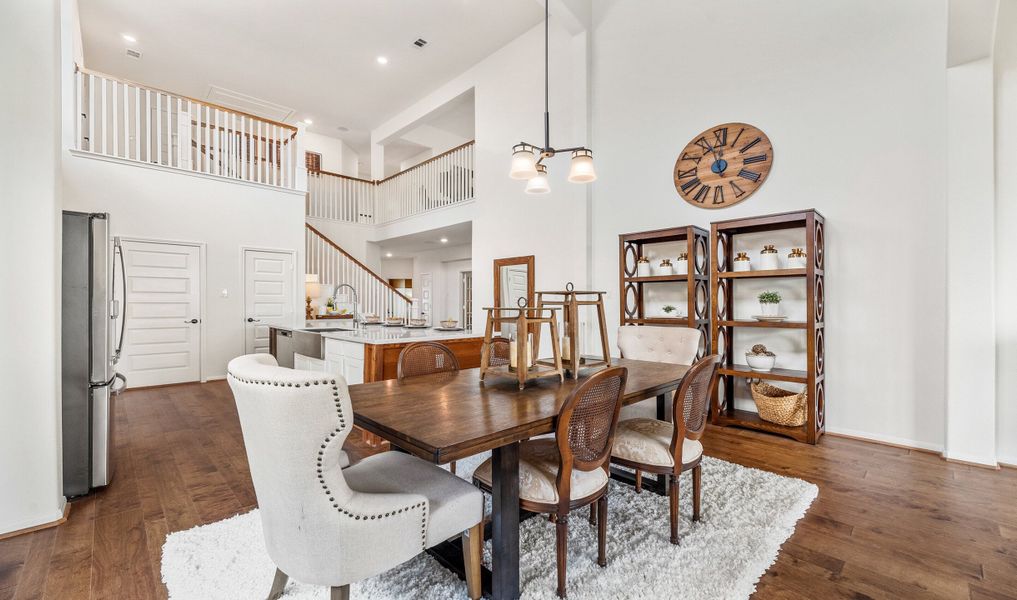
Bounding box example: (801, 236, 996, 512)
(227, 371, 429, 549)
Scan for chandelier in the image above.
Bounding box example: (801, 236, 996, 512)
(508, 0, 596, 193)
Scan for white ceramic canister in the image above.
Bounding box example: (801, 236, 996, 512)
(759, 244, 780, 270)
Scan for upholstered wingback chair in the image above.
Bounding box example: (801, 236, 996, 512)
(227, 354, 483, 600)
(616, 325, 701, 420)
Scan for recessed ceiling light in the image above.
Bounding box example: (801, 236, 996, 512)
(376, 56, 389, 65)
(385, 252, 393, 258)
(303, 118, 313, 125)
(122, 34, 136, 43)
(440, 237, 448, 243)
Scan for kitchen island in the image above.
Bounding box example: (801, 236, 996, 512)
(269, 323, 483, 384)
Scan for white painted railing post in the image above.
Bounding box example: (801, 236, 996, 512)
(177, 111, 192, 170)
(294, 122, 308, 192)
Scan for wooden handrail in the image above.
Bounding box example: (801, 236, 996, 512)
(305, 223, 412, 304)
(378, 140, 475, 183)
(76, 64, 298, 133)
(307, 140, 475, 185)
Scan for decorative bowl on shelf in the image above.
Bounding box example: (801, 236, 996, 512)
(746, 344, 777, 371)
(440, 319, 459, 329)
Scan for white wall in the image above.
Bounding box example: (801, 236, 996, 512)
(0, 0, 66, 534)
(303, 131, 360, 177)
(379, 258, 413, 280)
(590, 0, 949, 450)
(62, 156, 306, 380)
(412, 245, 472, 324)
(996, 0, 1017, 466)
(373, 19, 590, 333)
(945, 57, 997, 465)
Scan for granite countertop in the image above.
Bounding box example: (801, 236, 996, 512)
(318, 326, 480, 345)
(269, 322, 479, 345)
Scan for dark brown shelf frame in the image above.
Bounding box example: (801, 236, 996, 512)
(619, 225, 711, 359)
(710, 209, 826, 444)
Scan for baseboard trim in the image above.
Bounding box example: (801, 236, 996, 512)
(0, 502, 70, 541)
(823, 427, 944, 454)
(945, 456, 1001, 470)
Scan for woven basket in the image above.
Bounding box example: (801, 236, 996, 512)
(750, 381, 807, 427)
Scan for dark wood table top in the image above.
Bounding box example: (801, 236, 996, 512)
(348, 358, 689, 463)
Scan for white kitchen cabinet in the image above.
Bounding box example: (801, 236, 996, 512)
(294, 353, 326, 373)
(323, 339, 365, 384)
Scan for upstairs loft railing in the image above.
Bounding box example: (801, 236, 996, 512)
(305, 223, 411, 319)
(73, 66, 300, 190)
(306, 140, 474, 225)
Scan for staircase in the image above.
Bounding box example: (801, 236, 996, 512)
(305, 224, 411, 319)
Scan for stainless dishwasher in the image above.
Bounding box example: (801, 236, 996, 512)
(274, 328, 294, 368)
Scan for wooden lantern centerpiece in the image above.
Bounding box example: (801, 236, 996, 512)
(480, 298, 564, 390)
(534, 282, 611, 378)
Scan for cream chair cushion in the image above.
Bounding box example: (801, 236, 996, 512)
(612, 418, 703, 468)
(343, 451, 483, 547)
(617, 326, 701, 421)
(473, 439, 609, 504)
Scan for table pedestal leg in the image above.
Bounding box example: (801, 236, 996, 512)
(492, 442, 520, 600)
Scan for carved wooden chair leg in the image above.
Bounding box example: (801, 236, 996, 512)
(597, 495, 608, 567)
(266, 568, 288, 600)
(330, 585, 350, 600)
(692, 464, 702, 522)
(588, 503, 597, 526)
(462, 522, 483, 600)
(555, 515, 569, 598)
(668, 474, 680, 545)
(634, 469, 642, 493)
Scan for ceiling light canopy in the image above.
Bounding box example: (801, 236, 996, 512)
(508, 0, 596, 193)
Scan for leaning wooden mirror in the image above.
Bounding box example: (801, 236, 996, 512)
(493, 256, 534, 309)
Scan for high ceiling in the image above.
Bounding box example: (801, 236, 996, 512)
(377, 221, 472, 258)
(78, 0, 542, 158)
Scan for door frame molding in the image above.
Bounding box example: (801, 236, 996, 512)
(240, 246, 300, 356)
(118, 236, 207, 383)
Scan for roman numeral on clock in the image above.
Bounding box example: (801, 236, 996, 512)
(739, 137, 762, 154)
(730, 181, 746, 198)
(680, 177, 701, 194)
(738, 168, 761, 182)
(730, 127, 745, 150)
(681, 152, 702, 165)
(677, 167, 697, 179)
(712, 186, 726, 205)
(694, 137, 713, 154)
(693, 184, 710, 203)
(743, 154, 767, 165)
(712, 127, 728, 147)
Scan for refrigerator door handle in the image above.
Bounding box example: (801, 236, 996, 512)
(113, 237, 127, 362)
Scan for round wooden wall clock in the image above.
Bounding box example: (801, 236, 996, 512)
(673, 122, 773, 209)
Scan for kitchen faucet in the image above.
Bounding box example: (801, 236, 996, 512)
(333, 283, 360, 328)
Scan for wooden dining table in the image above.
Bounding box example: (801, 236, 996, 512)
(347, 357, 690, 600)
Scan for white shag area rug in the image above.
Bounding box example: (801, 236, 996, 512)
(162, 454, 817, 600)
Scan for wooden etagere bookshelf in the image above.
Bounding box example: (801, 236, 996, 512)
(710, 209, 826, 444)
(619, 226, 711, 358)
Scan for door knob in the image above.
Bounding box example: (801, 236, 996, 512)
(247, 317, 260, 323)
(184, 319, 199, 324)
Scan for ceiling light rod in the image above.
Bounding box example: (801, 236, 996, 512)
(509, 0, 596, 189)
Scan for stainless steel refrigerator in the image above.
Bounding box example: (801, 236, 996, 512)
(62, 211, 126, 498)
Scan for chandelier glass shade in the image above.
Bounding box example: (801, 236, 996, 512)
(524, 164, 550, 194)
(510, 144, 539, 180)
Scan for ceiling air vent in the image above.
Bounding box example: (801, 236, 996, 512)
(126, 48, 142, 59)
(413, 38, 427, 48)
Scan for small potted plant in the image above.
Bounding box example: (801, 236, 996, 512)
(662, 304, 677, 318)
(758, 291, 781, 317)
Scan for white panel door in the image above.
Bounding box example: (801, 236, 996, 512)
(244, 250, 295, 354)
(120, 240, 201, 387)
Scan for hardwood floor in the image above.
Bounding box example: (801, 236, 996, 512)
(1, 380, 1015, 599)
